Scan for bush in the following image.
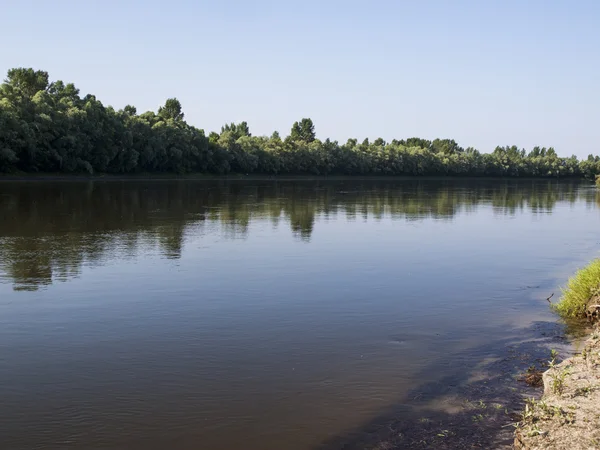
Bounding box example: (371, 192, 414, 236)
(552, 259, 600, 319)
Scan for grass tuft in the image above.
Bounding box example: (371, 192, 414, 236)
(552, 259, 600, 320)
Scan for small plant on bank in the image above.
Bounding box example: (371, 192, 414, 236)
(549, 349, 559, 368)
(550, 367, 571, 395)
(552, 259, 600, 320)
(573, 385, 594, 397)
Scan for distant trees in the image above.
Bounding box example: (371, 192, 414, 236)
(0, 67, 599, 178)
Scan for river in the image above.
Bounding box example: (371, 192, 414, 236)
(0, 178, 597, 449)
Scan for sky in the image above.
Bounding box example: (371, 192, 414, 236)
(1, 0, 599, 157)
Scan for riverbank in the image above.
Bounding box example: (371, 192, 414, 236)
(514, 259, 600, 449)
(514, 326, 600, 449)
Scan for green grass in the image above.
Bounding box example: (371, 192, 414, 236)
(552, 259, 600, 320)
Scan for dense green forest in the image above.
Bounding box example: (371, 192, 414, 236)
(1, 68, 599, 177)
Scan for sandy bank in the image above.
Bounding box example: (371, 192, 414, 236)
(515, 326, 600, 449)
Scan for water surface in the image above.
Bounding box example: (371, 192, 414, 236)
(0, 179, 597, 449)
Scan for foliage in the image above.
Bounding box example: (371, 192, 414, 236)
(1, 68, 600, 177)
(552, 259, 600, 320)
(290, 118, 316, 143)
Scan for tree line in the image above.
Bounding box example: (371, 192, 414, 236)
(1, 68, 599, 178)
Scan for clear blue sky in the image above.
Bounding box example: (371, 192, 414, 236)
(2, 0, 599, 157)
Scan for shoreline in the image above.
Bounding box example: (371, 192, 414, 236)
(321, 320, 579, 450)
(514, 258, 600, 448)
(514, 326, 600, 449)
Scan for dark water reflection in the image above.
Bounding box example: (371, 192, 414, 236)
(0, 178, 598, 449)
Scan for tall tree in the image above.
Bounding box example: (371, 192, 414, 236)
(158, 98, 184, 121)
(221, 122, 251, 139)
(3, 68, 49, 100)
(290, 118, 315, 143)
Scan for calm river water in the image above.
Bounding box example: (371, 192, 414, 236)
(0, 178, 598, 449)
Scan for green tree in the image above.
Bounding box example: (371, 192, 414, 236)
(158, 98, 184, 121)
(123, 105, 137, 116)
(3, 68, 49, 100)
(290, 118, 316, 143)
(221, 121, 251, 139)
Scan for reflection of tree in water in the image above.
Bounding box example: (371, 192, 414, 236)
(0, 179, 592, 290)
(288, 203, 315, 241)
